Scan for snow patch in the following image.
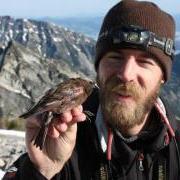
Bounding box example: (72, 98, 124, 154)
(76, 38, 81, 43)
(34, 31, 39, 34)
(0, 129, 25, 138)
(0, 169, 5, 179)
(72, 44, 81, 52)
(41, 32, 46, 40)
(54, 31, 59, 35)
(85, 38, 90, 43)
(23, 19, 28, 22)
(53, 37, 63, 42)
(1, 45, 6, 49)
(5, 35, 10, 41)
(71, 36, 75, 41)
(22, 33, 27, 42)
(32, 25, 37, 29)
(9, 22, 14, 26)
(9, 29, 13, 38)
(29, 28, 34, 33)
(37, 45, 41, 53)
(23, 28, 28, 33)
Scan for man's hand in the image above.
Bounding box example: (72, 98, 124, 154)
(25, 105, 86, 179)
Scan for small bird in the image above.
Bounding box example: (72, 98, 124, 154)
(20, 78, 95, 150)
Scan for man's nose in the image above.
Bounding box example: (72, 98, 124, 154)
(116, 56, 136, 83)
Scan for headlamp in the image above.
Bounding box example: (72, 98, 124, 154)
(98, 25, 175, 59)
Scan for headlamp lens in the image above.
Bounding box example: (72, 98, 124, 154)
(127, 32, 139, 42)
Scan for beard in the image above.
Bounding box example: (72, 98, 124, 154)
(98, 76, 161, 133)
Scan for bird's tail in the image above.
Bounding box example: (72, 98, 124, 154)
(34, 125, 49, 150)
(32, 111, 53, 150)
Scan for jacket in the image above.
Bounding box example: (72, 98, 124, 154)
(3, 89, 180, 180)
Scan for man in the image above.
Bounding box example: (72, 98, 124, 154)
(3, 0, 180, 179)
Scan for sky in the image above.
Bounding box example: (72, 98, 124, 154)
(0, 0, 179, 18)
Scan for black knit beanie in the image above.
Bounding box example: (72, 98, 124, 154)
(95, 0, 176, 81)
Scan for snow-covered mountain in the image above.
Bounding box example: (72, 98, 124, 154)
(0, 16, 96, 119)
(0, 16, 96, 77)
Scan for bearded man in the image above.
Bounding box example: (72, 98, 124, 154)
(3, 0, 180, 180)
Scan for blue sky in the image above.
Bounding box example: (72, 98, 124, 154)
(0, 0, 179, 18)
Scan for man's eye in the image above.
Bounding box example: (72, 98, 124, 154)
(138, 59, 154, 65)
(108, 56, 124, 62)
(108, 59, 122, 65)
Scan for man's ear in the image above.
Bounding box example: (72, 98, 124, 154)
(161, 72, 165, 84)
(96, 74, 100, 86)
(161, 79, 165, 84)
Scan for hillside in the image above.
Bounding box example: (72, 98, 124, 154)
(42, 16, 103, 39)
(0, 16, 96, 123)
(0, 16, 96, 78)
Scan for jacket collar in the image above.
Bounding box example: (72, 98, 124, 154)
(95, 97, 173, 153)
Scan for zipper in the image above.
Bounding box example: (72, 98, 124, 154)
(157, 157, 166, 180)
(138, 152, 144, 171)
(99, 163, 108, 180)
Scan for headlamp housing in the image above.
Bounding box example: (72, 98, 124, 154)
(97, 25, 175, 59)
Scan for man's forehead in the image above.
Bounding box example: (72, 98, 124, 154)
(103, 49, 156, 59)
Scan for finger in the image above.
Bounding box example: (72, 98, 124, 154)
(47, 125, 60, 138)
(72, 113, 86, 122)
(58, 111, 73, 123)
(71, 105, 86, 122)
(55, 122, 68, 132)
(48, 122, 68, 138)
(71, 105, 83, 116)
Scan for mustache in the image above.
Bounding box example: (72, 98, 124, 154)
(104, 77, 142, 98)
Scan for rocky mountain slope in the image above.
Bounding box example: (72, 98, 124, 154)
(42, 16, 103, 39)
(0, 16, 96, 121)
(0, 16, 96, 78)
